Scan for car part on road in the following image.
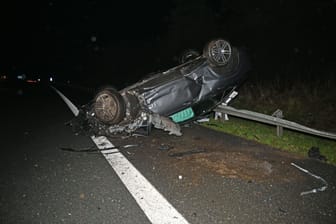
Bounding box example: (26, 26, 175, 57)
(196, 118, 210, 123)
(151, 113, 182, 136)
(308, 147, 327, 161)
(291, 162, 328, 196)
(60, 144, 138, 153)
(158, 144, 173, 151)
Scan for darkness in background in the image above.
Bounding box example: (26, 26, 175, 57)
(1, 0, 335, 89)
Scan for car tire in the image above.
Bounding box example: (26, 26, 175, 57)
(204, 39, 232, 66)
(93, 88, 126, 124)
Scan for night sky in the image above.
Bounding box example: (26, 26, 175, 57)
(1, 0, 336, 88)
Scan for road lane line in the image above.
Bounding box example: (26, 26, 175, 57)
(91, 136, 189, 224)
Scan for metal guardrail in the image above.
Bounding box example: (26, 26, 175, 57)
(214, 105, 336, 140)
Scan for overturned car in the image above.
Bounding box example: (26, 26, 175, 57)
(75, 39, 250, 136)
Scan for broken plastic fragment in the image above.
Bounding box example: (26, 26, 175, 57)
(151, 114, 182, 136)
(158, 144, 173, 151)
(196, 118, 210, 123)
(291, 162, 328, 196)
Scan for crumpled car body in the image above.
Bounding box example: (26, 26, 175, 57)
(82, 39, 250, 136)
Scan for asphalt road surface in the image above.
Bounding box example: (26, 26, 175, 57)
(1, 82, 335, 223)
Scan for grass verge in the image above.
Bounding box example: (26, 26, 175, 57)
(203, 117, 336, 165)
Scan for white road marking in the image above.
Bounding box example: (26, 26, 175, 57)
(91, 136, 190, 224)
(51, 86, 79, 116)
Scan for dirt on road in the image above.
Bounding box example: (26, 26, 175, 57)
(130, 125, 304, 182)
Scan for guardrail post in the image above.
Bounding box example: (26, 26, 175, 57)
(272, 109, 284, 137)
(276, 125, 283, 137)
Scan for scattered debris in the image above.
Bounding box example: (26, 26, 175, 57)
(60, 144, 138, 153)
(178, 175, 183, 180)
(168, 148, 206, 157)
(121, 133, 148, 139)
(121, 144, 139, 149)
(278, 207, 287, 214)
(291, 162, 328, 196)
(151, 113, 182, 136)
(196, 118, 210, 123)
(308, 147, 327, 162)
(182, 123, 191, 128)
(260, 161, 273, 175)
(158, 144, 173, 151)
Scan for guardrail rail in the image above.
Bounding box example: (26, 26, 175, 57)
(214, 105, 336, 140)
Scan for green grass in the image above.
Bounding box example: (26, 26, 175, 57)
(203, 117, 336, 165)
